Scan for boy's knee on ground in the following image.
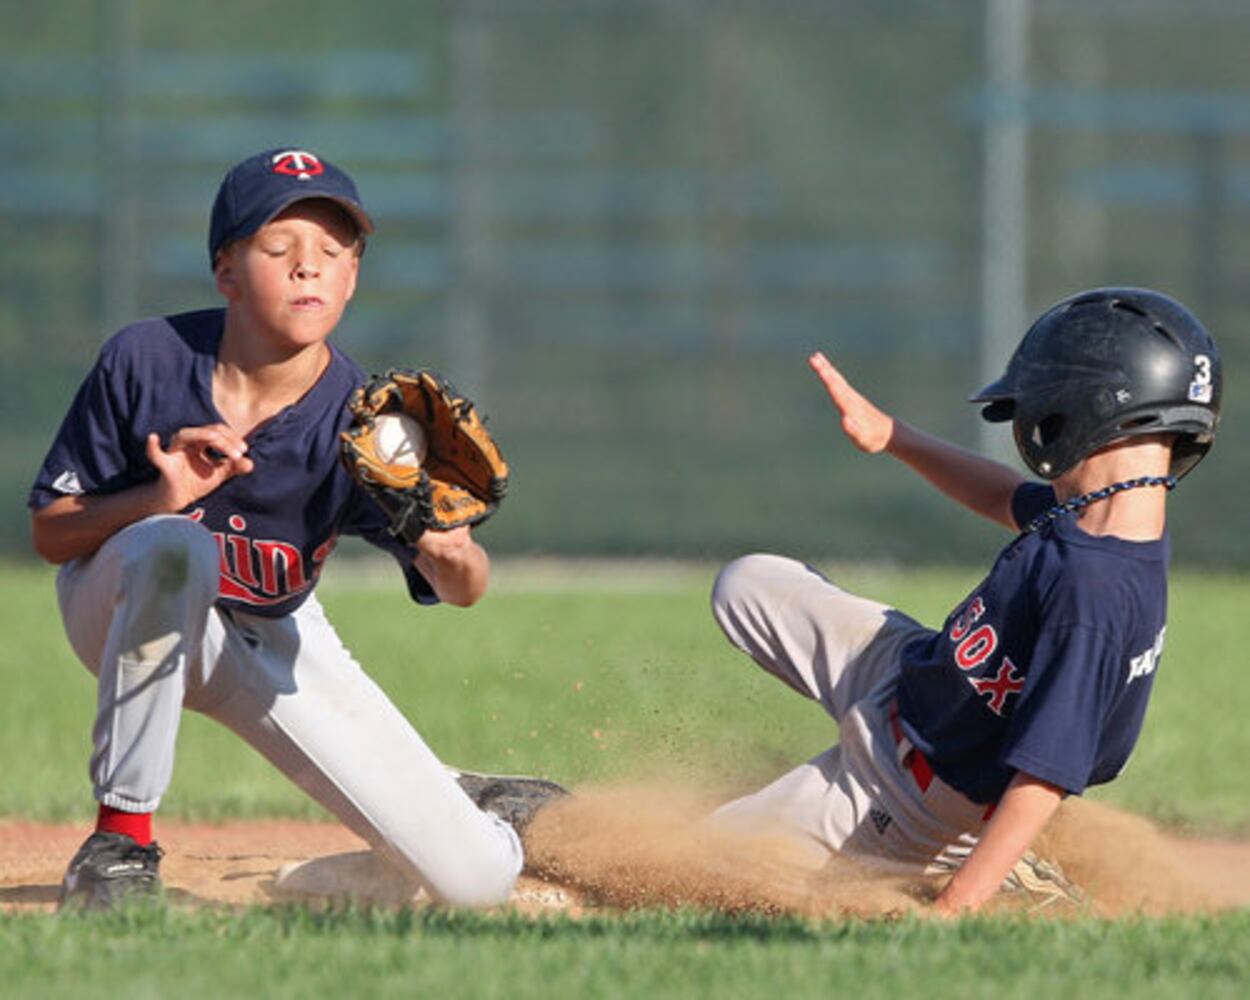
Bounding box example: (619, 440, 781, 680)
(388, 824, 522, 908)
(434, 862, 519, 909)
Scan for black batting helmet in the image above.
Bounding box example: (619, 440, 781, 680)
(972, 287, 1222, 480)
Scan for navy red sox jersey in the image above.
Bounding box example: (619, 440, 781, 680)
(28, 308, 435, 617)
(896, 482, 1169, 804)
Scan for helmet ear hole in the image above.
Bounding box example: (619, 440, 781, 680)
(1032, 414, 1065, 448)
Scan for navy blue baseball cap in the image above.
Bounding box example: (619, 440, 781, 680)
(208, 147, 375, 267)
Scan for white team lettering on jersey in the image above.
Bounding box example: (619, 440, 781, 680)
(1127, 626, 1166, 683)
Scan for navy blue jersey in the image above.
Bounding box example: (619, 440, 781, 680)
(896, 482, 1169, 804)
(29, 308, 435, 616)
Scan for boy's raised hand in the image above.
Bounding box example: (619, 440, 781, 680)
(145, 424, 254, 511)
(808, 351, 895, 454)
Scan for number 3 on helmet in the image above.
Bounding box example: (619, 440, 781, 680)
(971, 287, 1223, 480)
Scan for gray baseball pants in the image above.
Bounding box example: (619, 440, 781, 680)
(710, 553, 992, 875)
(55, 514, 523, 906)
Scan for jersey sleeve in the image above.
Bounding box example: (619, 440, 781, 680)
(338, 483, 438, 605)
(1000, 623, 1125, 794)
(28, 344, 150, 509)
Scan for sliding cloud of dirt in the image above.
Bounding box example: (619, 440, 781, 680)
(528, 783, 941, 919)
(524, 782, 1250, 918)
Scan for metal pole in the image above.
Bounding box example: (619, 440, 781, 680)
(979, 0, 1030, 462)
(100, 0, 138, 334)
(705, 0, 746, 439)
(1192, 130, 1223, 322)
(447, 0, 491, 398)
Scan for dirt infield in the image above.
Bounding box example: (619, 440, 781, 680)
(2, 792, 1248, 918)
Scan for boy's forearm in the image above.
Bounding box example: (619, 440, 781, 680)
(886, 421, 1025, 529)
(30, 485, 169, 564)
(933, 772, 1065, 915)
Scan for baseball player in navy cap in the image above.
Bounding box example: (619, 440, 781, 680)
(709, 288, 1222, 914)
(29, 148, 564, 910)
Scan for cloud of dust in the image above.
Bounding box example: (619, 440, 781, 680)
(1036, 797, 1250, 917)
(525, 782, 1250, 919)
(524, 782, 937, 919)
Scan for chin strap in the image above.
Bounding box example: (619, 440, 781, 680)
(1023, 475, 1177, 535)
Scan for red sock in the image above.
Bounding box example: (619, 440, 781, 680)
(96, 804, 153, 846)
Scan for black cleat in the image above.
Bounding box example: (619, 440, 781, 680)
(59, 831, 164, 911)
(453, 770, 570, 835)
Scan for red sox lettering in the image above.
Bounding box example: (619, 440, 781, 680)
(948, 595, 1025, 717)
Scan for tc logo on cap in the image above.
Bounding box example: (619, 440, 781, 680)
(271, 150, 325, 180)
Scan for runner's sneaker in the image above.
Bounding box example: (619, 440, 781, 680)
(452, 769, 570, 834)
(59, 831, 164, 911)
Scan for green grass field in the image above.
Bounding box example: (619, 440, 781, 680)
(2, 557, 1248, 998)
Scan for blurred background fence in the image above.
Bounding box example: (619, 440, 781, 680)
(2, 0, 1247, 565)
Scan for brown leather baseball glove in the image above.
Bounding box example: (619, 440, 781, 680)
(339, 368, 509, 543)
